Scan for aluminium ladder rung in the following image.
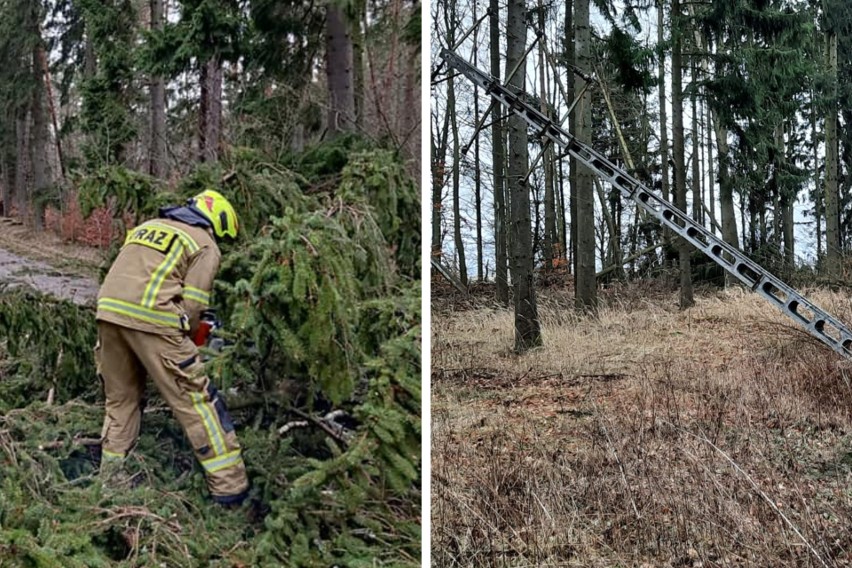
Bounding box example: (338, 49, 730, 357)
(440, 47, 852, 360)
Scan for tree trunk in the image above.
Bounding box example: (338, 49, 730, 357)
(81, 25, 97, 167)
(326, 6, 355, 137)
(595, 178, 620, 277)
(658, 0, 671, 263)
(1, 160, 10, 218)
(491, 0, 509, 305)
(774, 123, 794, 267)
(567, 0, 577, 278)
(773, 173, 782, 255)
(384, 0, 402, 136)
(532, 183, 541, 262)
(539, 0, 556, 273)
(553, 46, 567, 267)
(199, 55, 222, 163)
(813, 87, 822, 259)
(672, 0, 693, 308)
(1, 142, 13, 217)
(691, 59, 701, 226)
(783, 199, 795, 267)
(558, 138, 568, 268)
(351, 1, 366, 131)
(431, 110, 449, 261)
(712, 102, 737, 258)
(30, 31, 64, 184)
(448, 71, 467, 286)
(825, 29, 840, 275)
(208, 57, 223, 160)
(474, 99, 483, 281)
(706, 98, 715, 235)
(84, 35, 96, 78)
(15, 107, 29, 220)
(149, 0, 167, 178)
(507, 0, 541, 350)
(473, 2, 483, 281)
(430, 136, 442, 261)
(401, 42, 419, 161)
(31, 40, 49, 231)
(574, 0, 597, 312)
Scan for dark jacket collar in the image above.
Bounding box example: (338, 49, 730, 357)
(159, 205, 213, 230)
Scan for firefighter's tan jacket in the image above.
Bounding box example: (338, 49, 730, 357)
(97, 218, 219, 334)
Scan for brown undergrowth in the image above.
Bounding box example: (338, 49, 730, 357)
(432, 283, 852, 567)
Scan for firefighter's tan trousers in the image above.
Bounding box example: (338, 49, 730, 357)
(95, 321, 249, 502)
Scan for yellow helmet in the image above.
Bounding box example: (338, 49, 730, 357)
(189, 189, 239, 240)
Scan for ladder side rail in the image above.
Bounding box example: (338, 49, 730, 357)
(431, 257, 469, 295)
(440, 48, 852, 358)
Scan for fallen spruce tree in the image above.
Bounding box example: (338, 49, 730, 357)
(0, 137, 421, 567)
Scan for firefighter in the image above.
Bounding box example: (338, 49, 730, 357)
(94, 189, 249, 506)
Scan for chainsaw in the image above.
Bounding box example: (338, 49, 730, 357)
(193, 309, 226, 353)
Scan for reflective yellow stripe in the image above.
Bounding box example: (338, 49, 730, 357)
(183, 286, 210, 305)
(142, 241, 185, 308)
(102, 449, 125, 460)
(200, 450, 243, 474)
(98, 297, 183, 328)
(190, 392, 226, 456)
(138, 221, 199, 253)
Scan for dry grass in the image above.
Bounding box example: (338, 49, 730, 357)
(432, 283, 852, 567)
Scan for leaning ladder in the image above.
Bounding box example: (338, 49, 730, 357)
(440, 47, 852, 360)
(431, 257, 469, 296)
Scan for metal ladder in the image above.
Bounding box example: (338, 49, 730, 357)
(440, 47, 852, 360)
(431, 257, 469, 296)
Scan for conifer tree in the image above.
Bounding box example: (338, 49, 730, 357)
(506, 0, 542, 350)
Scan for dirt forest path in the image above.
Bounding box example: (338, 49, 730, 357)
(0, 218, 102, 305)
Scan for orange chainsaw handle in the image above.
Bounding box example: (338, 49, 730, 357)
(193, 320, 212, 346)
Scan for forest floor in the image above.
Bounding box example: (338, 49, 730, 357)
(0, 218, 100, 303)
(432, 278, 852, 567)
